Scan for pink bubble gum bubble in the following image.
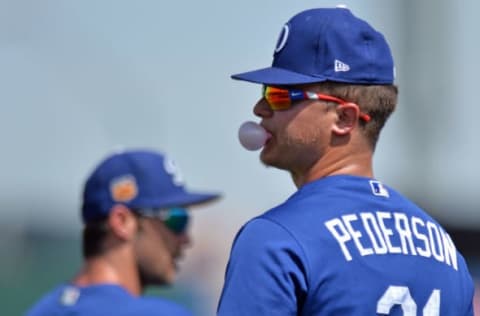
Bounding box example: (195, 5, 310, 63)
(238, 121, 270, 151)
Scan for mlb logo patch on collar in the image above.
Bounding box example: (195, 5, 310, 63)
(60, 286, 80, 306)
(369, 180, 389, 198)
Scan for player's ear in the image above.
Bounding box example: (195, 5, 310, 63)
(332, 103, 359, 135)
(107, 204, 137, 241)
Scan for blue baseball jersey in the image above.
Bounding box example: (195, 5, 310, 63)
(217, 175, 474, 315)
(26, 284, 193, 316)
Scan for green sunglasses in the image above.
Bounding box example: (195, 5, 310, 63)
(133, 207, 190, 234)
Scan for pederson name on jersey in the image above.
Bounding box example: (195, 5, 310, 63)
(325, 211, 458, 270)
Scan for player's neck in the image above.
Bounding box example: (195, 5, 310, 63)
(291, 147, 373, 188)
(72, 250, 142, 296)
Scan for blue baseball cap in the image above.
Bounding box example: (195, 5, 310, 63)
(81, 149, 220, 223)
(232, 6, 395, 85)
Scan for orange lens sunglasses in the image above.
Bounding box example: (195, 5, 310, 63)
(262, 85, 371, 122)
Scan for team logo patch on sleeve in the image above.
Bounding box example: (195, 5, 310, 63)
(369, 180, 389, 197)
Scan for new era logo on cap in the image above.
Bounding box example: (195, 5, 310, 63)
(231, 6, 395, 86)
(334, 59, 350, 72)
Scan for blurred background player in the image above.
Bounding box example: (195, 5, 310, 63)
(27, 149, 220, 316)
(218, 6, 474, 315)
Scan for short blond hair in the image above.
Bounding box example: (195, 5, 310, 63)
(316, 82, 398, 150)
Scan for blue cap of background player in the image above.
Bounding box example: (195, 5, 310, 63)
(81, 149, 221, 223)
(232, 5, 395, 85)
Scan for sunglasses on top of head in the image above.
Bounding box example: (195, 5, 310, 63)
(262, 85, 371, 122)
(132, 207, 190, 235)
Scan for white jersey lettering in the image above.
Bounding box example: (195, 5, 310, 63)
(325, 211, 458, 270)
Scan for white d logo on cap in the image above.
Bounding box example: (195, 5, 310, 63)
(274, 24, 289, 53)
(163, 156, 185, 186)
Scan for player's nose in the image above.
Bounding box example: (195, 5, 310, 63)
(254, 99, 273, 118)
(177, 232, 192, 248)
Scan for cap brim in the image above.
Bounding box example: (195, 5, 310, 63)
(171, 191, 221, 207)
(135, 191, 221, 209)
(231, 66, 328, 85)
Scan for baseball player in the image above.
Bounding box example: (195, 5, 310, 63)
(26, 149, 220, 316)
(217, 6, 474, 315)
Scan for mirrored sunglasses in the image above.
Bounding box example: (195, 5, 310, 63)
(262, 85, 371, 122)
(133, 207, 189, 234)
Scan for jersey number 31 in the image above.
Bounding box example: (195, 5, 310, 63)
(377, 286, 440, 315)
